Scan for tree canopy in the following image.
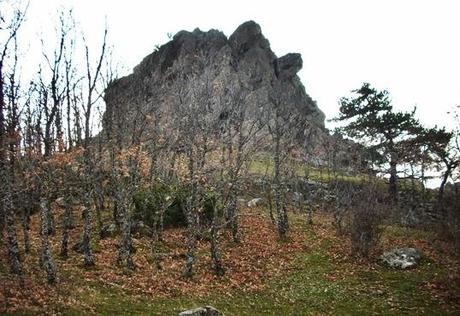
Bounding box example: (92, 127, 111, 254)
(334, 83, 424, 200)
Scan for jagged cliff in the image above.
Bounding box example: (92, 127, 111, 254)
(103, 20, 326, 146)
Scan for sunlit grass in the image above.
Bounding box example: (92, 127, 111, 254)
(49, 212, 456, 316)
(247, 154, 368, 184)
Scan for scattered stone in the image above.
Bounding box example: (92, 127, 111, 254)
(131, 220, 151, 236)
(55, 197, 66, 208)
(292, 191, 303, 203)
(100, 223, 118, 238)
(179, 306, 224, 316)
(380, 247, 422, 269)
(247, 198, 263, 207)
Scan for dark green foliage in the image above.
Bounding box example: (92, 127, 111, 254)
(133, 184, 217, 228)
(334, 83, 424, 200)
(133, 183, 184, 228)
(335, 83, 422, 139)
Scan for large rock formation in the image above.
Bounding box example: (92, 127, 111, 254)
(103, 21, 326, 144)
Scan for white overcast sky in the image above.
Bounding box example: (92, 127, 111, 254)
(20, 0, 460, 129)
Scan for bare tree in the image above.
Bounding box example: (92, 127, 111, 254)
(263, 81, 306, 239)
(216, 80, 263, 245)
(78, 25, 107, 267)
(39, 195, 57, 283)
(0, 0, 27, 280)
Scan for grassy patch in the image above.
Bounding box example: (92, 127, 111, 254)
(248, 155, 367, 184)
(57, 248, 451, 315)
(53, 225, 455, 316)
(2, 209, 458, 315)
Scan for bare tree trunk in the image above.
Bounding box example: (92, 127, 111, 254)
(274, 133, 288, 239)
(183, 182, 197, 278)
(227, 195, 240, 243)
(93, 184, 104, 237)
(150, 211, 162, 270)
(4, 188, 23, 277)
(210, 202, 224, 276)
(60, 196, 72, 258)
(116, 187, 134, 269)
(265, 184, 276, 225)
(438, 163, 453, 205)
(389, 150, 398, 202)
(82, 192, 95, 266)
(182, 146, 198, 278)
(0, 63, 5, 235)
(183, 208, 197, 278)
(45, 204, 56, 236)
(21, 207, 31, 253)
(39, 198, 57, 283)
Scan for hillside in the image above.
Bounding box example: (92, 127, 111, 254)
(1, 204, 459, 314)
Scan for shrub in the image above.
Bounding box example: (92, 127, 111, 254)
(349, 184, 385, 257)
(133, 183, 216, 229)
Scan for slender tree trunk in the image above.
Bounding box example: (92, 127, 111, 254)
(93, 185, 104, 237)
(21, 207, 31, 253)
(210, 203, 225, 276)
(46, 204, 56, 236)
(183, 209, 197, 278)
(151, 207, 162, 270)
(183, 151, 197, 278)
(0, 64, 6, 236)
(389, 151, 398, 202)
(438, 164, 452, 205)
(228, 194, 240, 243)
(116, 187, 134, 269)
(266, 185, 276, 225)
(274, 133, 288, 239)
(60, 196, 72, 258)
(82, 192, 95, 266)
(5, 188, 23, 277)
(39, 198, 57, 283)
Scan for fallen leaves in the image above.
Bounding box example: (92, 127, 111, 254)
(0, 207, 305, 314)
(1, 209, 459, 314)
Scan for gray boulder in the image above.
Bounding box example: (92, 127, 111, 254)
(247, 197, 263, 207)
(55, 197, 67, 208)
(131, 220, 151, 236)
(380, 247, 422, 269)
(292, 191, 304, 203)
(179, 306, 223, 316)
(100, 223, 118, 238)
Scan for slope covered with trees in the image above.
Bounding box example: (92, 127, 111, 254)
(0, 1, 459, 314)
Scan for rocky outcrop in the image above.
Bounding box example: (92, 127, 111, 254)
(275, 53, 303, 80)
(103, 20, 326, 144)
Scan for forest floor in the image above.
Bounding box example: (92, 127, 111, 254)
(1, 205, 459, 315)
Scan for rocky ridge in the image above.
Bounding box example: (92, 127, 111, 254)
(103, 21, 326, 145)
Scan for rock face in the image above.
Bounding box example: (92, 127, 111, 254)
(103, 20, 326, 144)
(380, 247, 422, 269)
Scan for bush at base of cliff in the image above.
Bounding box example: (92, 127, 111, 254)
(133, 184, 217, 229)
